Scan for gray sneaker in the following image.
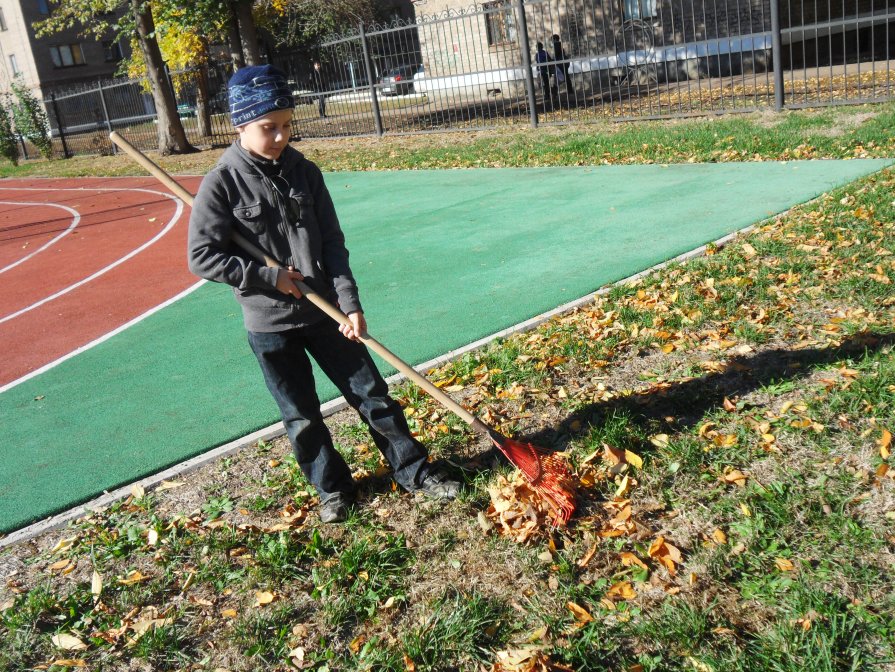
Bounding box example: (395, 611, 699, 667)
(416, 469, 461, 500)
(319, 494, 353, 524)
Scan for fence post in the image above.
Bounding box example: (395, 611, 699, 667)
(359, 20, 384, 137)
(50, 93, 71, 159)
(19, 135, 28, 161)
(769, 0, 784, 111)
(97, 78, 116, 154)
(515, 0, 538, 128)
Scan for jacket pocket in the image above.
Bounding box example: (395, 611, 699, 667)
(233, 202, 265, 234)
(290, 193, 315, 226)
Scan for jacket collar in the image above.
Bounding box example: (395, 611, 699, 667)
(222, 140, 303, 177)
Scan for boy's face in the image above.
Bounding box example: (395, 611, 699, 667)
(237, 108, 294, 161)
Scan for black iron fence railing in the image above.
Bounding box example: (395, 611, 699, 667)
(22, 0, 895, 160)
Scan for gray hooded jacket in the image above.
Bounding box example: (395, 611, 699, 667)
(188, 141, 361, 332)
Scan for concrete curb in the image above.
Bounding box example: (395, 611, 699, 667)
(0, 219, 762, 549)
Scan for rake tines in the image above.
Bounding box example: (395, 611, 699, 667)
(491, 435, 577, 525)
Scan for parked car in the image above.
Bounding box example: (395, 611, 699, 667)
(380, 64, 418, 96)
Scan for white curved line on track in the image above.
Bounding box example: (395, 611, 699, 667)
(0, 279, 206, 394)
(0, 188, 184, 325)
(0, 201, 81, 274)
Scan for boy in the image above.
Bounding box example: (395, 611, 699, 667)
(188, 64, 460, 523)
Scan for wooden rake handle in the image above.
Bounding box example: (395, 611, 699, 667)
(109, 131, 489, 434)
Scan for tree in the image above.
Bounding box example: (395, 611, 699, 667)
(131, 0, 198, 154)
(0, 94, 19, 166)
(9, 76, 53, 159)
(233, 0, 262, 65)
(257, 0, 381, 50)
(34, 0, 197, 155)
(135, 1, 232, 139)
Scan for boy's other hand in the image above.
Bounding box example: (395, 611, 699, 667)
(276, 266, 304, 298)
(340, 311, 367, 342)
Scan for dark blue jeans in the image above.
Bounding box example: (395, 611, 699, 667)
(247, 320, 431, 502)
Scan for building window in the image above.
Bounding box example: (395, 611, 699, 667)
(9, 54, 20, 74)
(37, 0, 50, 14)
(49, 44, 86, 68)
(103, 40, 123, 62)
(483, 1, 517, 46)
(0, 8, 7, 31)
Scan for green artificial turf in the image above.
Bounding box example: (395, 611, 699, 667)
(1, 159, 889, 533)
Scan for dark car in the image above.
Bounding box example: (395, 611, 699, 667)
(379, 65, 418, 96)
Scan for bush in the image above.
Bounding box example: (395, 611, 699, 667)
(0, 94, 18, 165)
(10, 76, 52, 160)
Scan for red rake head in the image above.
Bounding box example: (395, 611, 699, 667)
(494, 436, 577, 525)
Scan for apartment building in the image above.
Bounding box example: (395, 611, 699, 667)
(0, 0, 127, 96)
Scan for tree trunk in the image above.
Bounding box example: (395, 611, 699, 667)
(195, 39, 212, 138)
(235, 0, 261, 66)
(227, 1, 245, 69)
(132, 0, 197, 155)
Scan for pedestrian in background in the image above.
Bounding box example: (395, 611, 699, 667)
(552, 34, 574, 103)
(535, 41, 553, 109)
(312, 61, 327, 119)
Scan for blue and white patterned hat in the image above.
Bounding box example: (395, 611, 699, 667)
(228, 64, 294, 127)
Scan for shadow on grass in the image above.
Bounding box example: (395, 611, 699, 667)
(526, 330, 895, 453)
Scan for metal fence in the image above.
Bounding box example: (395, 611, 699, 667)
(23, 0, 895, 158)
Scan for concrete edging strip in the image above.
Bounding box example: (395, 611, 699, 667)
(0, 220, 759, 549)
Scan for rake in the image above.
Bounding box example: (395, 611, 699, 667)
(109, 131, 576, 524)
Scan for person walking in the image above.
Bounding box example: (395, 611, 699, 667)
(535, 41, 553, 110)
(551, 34, 574, 104)
(312, 61, 327, 119)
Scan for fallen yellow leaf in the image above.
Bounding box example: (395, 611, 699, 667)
(577, 544, 598, 568)
(880, 429, 892, 459)
(51, 633, 88, 651)
(775, 557, 795, 572)
(49, 660, 87, 668)
(91, 571, 103, 601)
(606, 580, 637, 600)
(723, 469, 748, 487)
(619, 551, 648, 570)
(117, 570, 150, 586)
(624, 450, 643, 469)
(50, 537, 77, 554)
(566, 601, 594, 623)
(254, 591, 275, 607)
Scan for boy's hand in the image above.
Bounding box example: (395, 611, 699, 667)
(340, 311, 367, 342)
(275, 266, 304, 298)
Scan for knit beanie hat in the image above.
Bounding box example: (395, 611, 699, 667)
(228, 64, 295, 127)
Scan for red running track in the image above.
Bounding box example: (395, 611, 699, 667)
(0, 176, 203, 388)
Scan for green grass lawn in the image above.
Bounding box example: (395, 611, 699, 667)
(1, 103, 893, 671)
(2, 100, 895, 179)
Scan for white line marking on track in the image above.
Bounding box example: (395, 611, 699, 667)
(0, 279, 206, 394)
(0, 188, 184, 325)
(0, 201, 81, 274)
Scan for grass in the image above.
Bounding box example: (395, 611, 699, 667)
(1, 103, 894, 670)
(1, 99, 895, 180)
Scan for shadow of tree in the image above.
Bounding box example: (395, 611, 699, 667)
(521, 330, 894, 454)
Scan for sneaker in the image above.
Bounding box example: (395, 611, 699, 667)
(319, 494, 353, 524)
(416, 469, 461, 500)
